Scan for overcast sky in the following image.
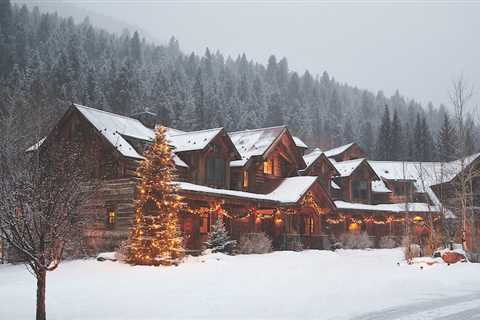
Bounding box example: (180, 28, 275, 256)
(29, 1, 480, 109)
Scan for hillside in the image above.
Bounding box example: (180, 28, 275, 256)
(0, 1, 476, 161)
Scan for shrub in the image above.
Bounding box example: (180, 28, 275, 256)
(115, 240, 129, 262)
(285, 236, 304, 252)
(205, 219, 236, 254)
(466, 251, 480, 263)
(402, 236, 421, 261)
(379, 236, 397, 249)
(340, 232, 373, 249)
(237, 233, 273, 254)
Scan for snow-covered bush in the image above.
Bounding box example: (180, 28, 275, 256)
(379, 236, 397, 249)
(340, 232, 373, 249)
(285, 237, 304, 252)
(402, 237, 421, 261)
(115, 240, 129, 262)
(467, 251, 480, 263)
(205, 219, 236, 254)
(237, 233, 272, 254)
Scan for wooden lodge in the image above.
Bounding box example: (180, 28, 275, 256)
(6, 103, 480, 261)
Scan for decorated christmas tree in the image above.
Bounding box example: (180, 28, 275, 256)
(205, 218, 236, 254)
(127, 126, 184, 265)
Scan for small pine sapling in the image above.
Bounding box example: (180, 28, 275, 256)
(205, 218, 236, 254)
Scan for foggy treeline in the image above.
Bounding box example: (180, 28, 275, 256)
(0, 1, 476, 161)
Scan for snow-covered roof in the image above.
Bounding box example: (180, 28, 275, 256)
(75, 104, 153, 159)
(26, 137, 46, 152)
(335, 201, 440, 214)
(172, 154, 188, 168)
(293, 136, 308, 149)
(331, 181, 340, 190)
(166, 128, 224, 153)
(369, 156, 480, 218)
(228, 126, 285, 165)
(267, 176, 319, 204)
(324, 143, 354, 158)
(230, 159, 249, 168)
(73, 104, 230, 165)
(372, 180, 392, 193)
(178, 176, 322, 205)
(303, 148, 323, 169)
(369, 155, 480, 193)
(330, 158, 365, 177)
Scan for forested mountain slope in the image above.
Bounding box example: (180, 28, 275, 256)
(0, 1, 475, 161)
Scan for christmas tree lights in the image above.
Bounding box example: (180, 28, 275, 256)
(127, 126, 184, 266)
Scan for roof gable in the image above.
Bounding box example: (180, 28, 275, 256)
(331, 158, 379, 180)
(228, 125, 286, 161)
(293, 136, 308, 149)
(324, 142, 366, 161)
(74, 104, 239, 162)
(302, 148, 339, 175)
(167, 128, 223, 153)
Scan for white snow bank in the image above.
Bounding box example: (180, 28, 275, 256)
(1, 249, 480, 320)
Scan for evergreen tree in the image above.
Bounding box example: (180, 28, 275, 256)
(343, 118, 355, 144)
(127, 126, 184, 265)
(421, 116, 435, 161)
(359, 121, 374, 156)
(205, 218, 236, 254)
(0, 1, 478, 162)
(414, 114, 423, 160)
(130, 31, 142, 64)
(325, 89, 342, 147)
(390, 110, 403, 160)
(375, 105, 391, 160)
(437, 113, 457, 161)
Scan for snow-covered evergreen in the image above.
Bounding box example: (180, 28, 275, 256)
(205, 218, 236, 254)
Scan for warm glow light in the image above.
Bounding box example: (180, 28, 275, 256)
(348, 222, 360, 232)
(126, 126, 184, 266)
(413, 216, 424, 223)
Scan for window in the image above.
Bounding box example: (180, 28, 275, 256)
(243, 170, 249, 188)
(263, 159, 273, 175)
(305, 217, 314, 234)
(106, 207, 116, 228)
(279, 158, 287, 177)
(200, 215, 209, 234)
(352, 180, 369, 201)
(206, 157, 225, 187)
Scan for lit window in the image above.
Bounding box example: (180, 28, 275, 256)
(243, 170, 249, 188)
(106, 207, 116, 228)
(263, 159, 273, 175)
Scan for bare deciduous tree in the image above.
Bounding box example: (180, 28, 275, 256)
(449, 76, 479, 254)
(0, 110, 97, 320)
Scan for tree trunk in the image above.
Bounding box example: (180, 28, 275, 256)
(36, 269, 46, 320)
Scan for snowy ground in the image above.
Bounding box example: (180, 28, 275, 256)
(1, 249, 480, 320)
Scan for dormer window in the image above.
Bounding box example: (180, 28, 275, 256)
(206, 156, 225, 187)
(243, 170, 249, 188)
(263, 159, 273, 175)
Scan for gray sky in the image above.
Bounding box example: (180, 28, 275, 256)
(28, 1, 480, 109)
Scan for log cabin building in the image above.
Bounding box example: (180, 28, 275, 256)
(4, 104, 480, 261)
